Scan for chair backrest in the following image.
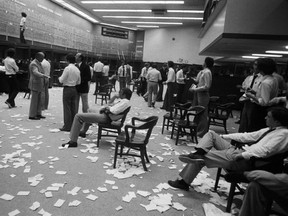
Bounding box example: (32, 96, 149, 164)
(99, 84, 113, 94)
(187, 105, 205, 124)
(208, 96, 220, 113)
(128, 116, 159, 144)
(170, 102, 192, 119)
(215, 102, 235, 118)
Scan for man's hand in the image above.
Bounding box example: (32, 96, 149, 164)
(234, 153, 244, 161)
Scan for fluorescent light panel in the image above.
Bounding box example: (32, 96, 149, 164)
(103, 16, 202, 20)
(266, 50, 288, 55)
(54, 0, 98, 23)
(122, 21, 182, 24)
(252, 53, 283, 58)
(137, 25, 159, 28)
(93, 9, 151, 12)
(100, 22, 137, 30)
(82, 1, 184, 4)
(286, 46, 288, 49)
(167, 10, 204, 13)
(242, 56, 259, 59)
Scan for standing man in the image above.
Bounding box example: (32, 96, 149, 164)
(75, 53, 91, 113)
(102, 61, 109, 86)
(28, 52, 47, 120)
(189, 57, 213, 137)
(156, 63, 168, 102)
(41, 54, 51, 110)
(146, 63, 162, 108)
(58, 53, 81, 131)
(126, 62, 133, 88)
(118, 61, 127, 91)
(93, 58, 104, 94)
(20, 12, 27, 44)
(3, 48, 19, 108)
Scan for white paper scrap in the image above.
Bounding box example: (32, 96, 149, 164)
(17, 191, 30, 196)
(67, 187, 81, 195)
(97, 187, 108, 192)
(30, 201, 40, 210)
(202, 203, 231, 216)
(116, 206, 123, 211)
(55, 171, 67, 175)
(172, 202, 187, 211)
(0, 193, 14, 201)
(137, 190, 151, 197)
(68, 200, 81, 207)
(86, 194, 98, 201)
(54, 199, 65, 207)
(105, 180, 115, 185)
(8, 209, 20, 216)
(45, 191, 53, 198)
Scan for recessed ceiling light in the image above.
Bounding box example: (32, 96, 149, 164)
(93, 9, 151, 12)
(242, 56, 259, 59)
(167, 10, 204, 13)
(82, 1, 184, 4)
(252, 54, 283, 58)
(103, 16, 202, 20)
(122, 21, 182, 25)
(137, 25, 159, 28)
(266, 50, 288, 55)
(286, 46, 288, 49)
(53, 0, 98, 23)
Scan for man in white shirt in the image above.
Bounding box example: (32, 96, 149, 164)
(93, 59, 104, 94)
(41, 56, 51, 110)
(3, 48, 19, 108)
(168, 107, 288, 191)
(58, 53, 81, 131)
(20, 12, 27, 43)
(62, 88, 132, 148)
(117, 61, 127, 91)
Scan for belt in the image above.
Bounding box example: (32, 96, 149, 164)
(63, 86, 75, 88)
(149, 81, 158, 83)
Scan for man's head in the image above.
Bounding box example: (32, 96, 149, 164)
(66, 53, 76, 64)
(75, 53, 84, 64)
(167, 61, 174, 68)
(6, 48, 16, 58)
(204, 57, 214, 69)
(21, 12, 27, 18)
(119, 88, 132, 100)
(35, 52, 44, 63)
(257, 58, 276, 76)
(266, 107, 288, 128)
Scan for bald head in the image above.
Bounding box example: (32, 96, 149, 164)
(35, 52, 44, 63)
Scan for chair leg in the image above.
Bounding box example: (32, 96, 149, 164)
(226, 182, 236, 212)
(214, 168, 222, 191)
(175, 126, 180, 145)
(161, 118, 166, 134)
(113, 142, 119, 168)
(140, 148, 148, 171)
(144, 148, 149, 163)
(224, 120, 228, 134)
(97, 126, 102, 147)
(171, 122, 175, 139)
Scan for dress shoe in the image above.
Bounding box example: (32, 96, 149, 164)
(62, 141, 78, 148)
(37, 115, 46, 119)
(5, 101, 12, 108)
(179, 153, 205, 164)
(168, 179, 189, 191)
(29, 117, 41, 120)
(79, 132, 86, 138)
(59, 128, 70, 132)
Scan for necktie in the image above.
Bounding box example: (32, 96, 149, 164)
(122, 66, 125, 77)
(249, 74, 258, 89)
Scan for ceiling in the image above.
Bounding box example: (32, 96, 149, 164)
(60, 0, 288, 64)
(67, 0, 205, 29)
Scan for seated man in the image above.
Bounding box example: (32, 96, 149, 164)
(62, 87, 132, 148)
(239, 170, 288, 216)
(168, 107, 288, 191)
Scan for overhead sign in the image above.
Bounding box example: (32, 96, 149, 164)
(101, 27, 129, 39)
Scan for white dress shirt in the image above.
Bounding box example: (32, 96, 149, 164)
(223, 126, 288, 159)
(109, 98, 130, 114)
(58, 63, 81, 86)
(93, 61, 104, 73)
(4, 57, 19, 75)
(41, 59, 51, 77)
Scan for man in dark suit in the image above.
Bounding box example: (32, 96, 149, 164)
(28, 52, 47, 120)
(75, 53, 91, 113)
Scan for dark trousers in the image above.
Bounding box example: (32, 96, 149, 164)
(29, 90, 42, 118)
(162, 82, 176, 111)
(156, 82, 163, 101)
(62, 87, 78, 130)
(94, 72, 102, 93)
(6, 75, 19, 107)
(20, 27, 26, 43)
(137, 78, 147, 96)
(176, 83, 185, 103)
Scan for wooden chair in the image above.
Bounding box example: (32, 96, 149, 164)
(208, 102, 235, 134)
(113, 116, 158, 171)
(95, 83, 114, 105)
(161, 102, 192, 134)
(96, 106, 131, 147)
(208, 96, 220, 114)
(214, 146, 288, 212)
(171, 105, 205, 145)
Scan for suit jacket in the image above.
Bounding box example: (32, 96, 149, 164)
(76, 62, 91, 93)
(28, 59, 44, 92)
